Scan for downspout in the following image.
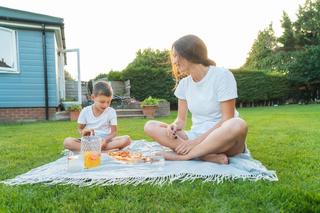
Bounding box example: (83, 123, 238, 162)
(42, 24, 49, 120)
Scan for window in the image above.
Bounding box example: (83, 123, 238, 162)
(0, 27, 18, 73)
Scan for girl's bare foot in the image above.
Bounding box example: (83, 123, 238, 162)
(200, 153, 229, 164)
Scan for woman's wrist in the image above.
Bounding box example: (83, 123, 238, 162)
(191, 138, 201, 145)
(172, 122, 183, 130)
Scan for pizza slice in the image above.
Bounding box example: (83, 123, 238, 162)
(107, 150, 152, 163)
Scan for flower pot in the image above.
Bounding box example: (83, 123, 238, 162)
(70, 110, 80, 121)
(142, 105, 157, 119)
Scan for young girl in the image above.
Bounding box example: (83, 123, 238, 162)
(64, 81, 131, 152)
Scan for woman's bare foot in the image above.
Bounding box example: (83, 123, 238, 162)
(156, 151, 188, 161)
(156, 152, 228, 164)
(200, 153, 229, 164)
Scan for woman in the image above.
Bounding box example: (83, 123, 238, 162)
(144, 35, 248, 164)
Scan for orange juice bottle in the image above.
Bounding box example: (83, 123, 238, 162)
(84, 151, 101, 169)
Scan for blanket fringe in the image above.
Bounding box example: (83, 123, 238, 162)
(1, 171, 278, 187)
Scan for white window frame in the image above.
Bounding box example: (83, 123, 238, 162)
(0, 27, 19, 73)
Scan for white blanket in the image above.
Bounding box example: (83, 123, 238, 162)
(2, 140, 278, 186)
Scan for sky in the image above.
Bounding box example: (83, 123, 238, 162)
(1, 0, 305, 81)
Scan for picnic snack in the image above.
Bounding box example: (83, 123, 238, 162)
(84, 151, 101, 169)
(107, 150, 152, 163)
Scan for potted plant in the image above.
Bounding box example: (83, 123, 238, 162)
(67, 104, 82, 121)
(141, 96, 160, 119)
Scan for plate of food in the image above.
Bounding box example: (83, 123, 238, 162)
(106, 150, 163, 164)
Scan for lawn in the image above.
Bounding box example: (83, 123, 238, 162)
(0, 104, 319, 212)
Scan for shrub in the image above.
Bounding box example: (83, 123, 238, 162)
(107, 70, 123, 81)
(67, 104, 82, 112)
(122, 49, 176, 104)
(140, 96, 160, 107)
(232, 69, 290, 105)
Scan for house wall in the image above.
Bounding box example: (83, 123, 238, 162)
(0, 107, 56, 122)
(0, 28, 58, 108)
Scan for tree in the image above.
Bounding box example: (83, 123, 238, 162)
(278, 12, 297, 51)
(94, 73, 108, 81)
(241, 0, 320, 102)
(287, 45, 320, 84)
(295, 0, 320, 47)
(122, 49, 176, 104)
(242, 24, 278, 70)
(107, 70, 123, 81)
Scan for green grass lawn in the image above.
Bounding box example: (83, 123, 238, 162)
(0, 104, 319, 212)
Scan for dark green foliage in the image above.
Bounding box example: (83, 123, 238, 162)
(107, 70, 123, 81)
(122, 49, 176, 104)
(233, 70, 290, 104)
(94, 73, 108, 81)
(295, 0, 320, 47)
(241, 24, 277, 71)
(241, 0, 320, 103)
(278, 12, 297, 51)
(287, 45, 320, 84)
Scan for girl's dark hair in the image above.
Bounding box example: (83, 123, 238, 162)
(171, 34, 216, 85)
(92, 81, 113, 97)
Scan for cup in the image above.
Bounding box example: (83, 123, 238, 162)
(67, 151, 82, 172)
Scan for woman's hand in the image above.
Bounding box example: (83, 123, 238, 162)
(166, 123, 181, 139)
(175, 139, 196, 155)
(81, 128, 94, 136)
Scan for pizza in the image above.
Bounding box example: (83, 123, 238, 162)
(107, 150, 152, 163)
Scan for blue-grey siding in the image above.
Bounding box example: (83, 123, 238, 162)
(0, 28, 58, 107)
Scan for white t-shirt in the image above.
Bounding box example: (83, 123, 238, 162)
(174, 66, 239, 137)
(77, 105, 117, 138)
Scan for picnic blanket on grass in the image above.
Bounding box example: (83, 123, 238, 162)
(1, 140, 278, 186)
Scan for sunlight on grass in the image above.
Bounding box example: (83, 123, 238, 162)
(0, 104, 319, 212)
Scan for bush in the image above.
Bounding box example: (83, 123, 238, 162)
(107, 70, 123, 81)
(67, 104, 82, 112)
(140, 96, 160, 107)
(232, 69, 290, 105)
(122, 49, 176, 104)
(93, 73, 108, 81)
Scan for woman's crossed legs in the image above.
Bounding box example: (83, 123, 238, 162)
(144, 118, 248, 164)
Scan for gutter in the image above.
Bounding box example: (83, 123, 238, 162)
(42, 24, 49, 120)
